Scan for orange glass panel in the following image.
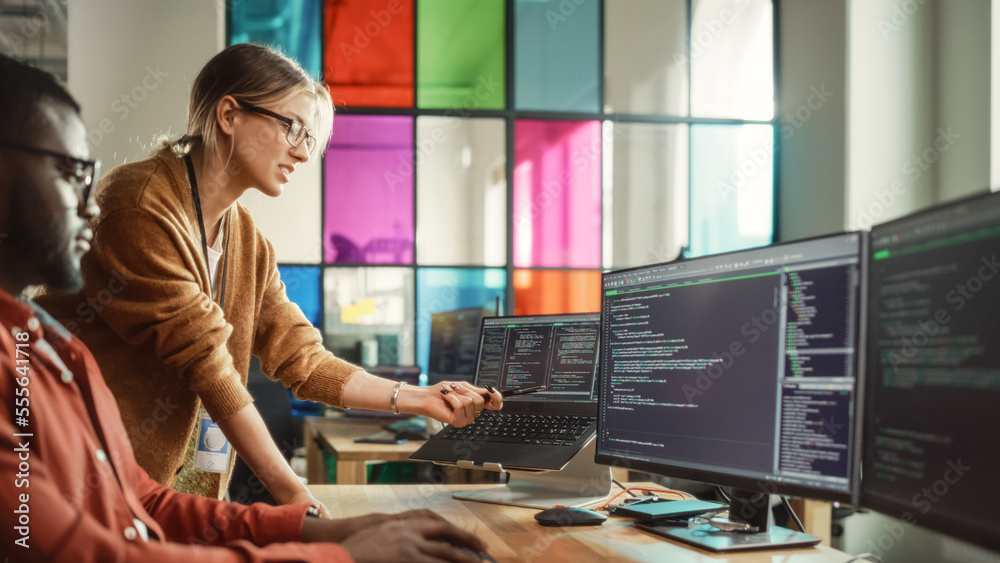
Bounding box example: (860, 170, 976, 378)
(512, 270, 601, 316)
(325, 0, 414, 107)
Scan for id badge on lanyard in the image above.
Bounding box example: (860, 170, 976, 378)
(184, 153, 234, 474)
(194, 413, 232, 473)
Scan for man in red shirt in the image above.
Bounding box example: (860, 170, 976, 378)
(0, 54, 487, 562)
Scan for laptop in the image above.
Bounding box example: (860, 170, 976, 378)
(410, 312, 601, 472)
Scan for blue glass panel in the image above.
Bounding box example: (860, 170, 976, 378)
(689, 124, 774, 257)
(230, 0, 323, 79)
(514, 0, 600, 112)
(415, 268, 507, 381)
(279, 265, 322, 327)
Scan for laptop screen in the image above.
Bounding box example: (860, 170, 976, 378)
(473, 313, 602, 406)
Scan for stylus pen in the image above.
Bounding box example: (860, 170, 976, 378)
(481, 385, 546, 401)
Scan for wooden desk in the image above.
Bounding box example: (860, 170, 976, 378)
(310, 483, 851, 563)
(304, 416, 424, 485)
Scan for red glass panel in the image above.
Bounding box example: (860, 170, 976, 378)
(325, 0, 414, 107)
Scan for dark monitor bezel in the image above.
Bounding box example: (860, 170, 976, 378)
(426, 306, 493, 384)
(595, 232, 868, 505)
(860, 189, 1000, 552)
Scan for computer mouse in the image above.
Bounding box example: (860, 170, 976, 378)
(534, 506, 607, 527)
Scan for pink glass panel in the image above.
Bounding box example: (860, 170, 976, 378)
(324, 115, 414, 264)
(513, 120, 602, 268)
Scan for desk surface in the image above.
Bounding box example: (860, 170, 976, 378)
(310, 483, 852, 563)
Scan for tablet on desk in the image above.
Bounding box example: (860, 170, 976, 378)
(613, 499, 726, 521)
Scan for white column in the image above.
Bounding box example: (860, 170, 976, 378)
(993, 0, 1000, 190)
(777, 0, 848, 241)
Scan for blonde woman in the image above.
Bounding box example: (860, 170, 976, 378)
(37, 43, 500, 515)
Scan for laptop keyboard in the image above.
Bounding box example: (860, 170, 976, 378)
(436, 412, 595, 446)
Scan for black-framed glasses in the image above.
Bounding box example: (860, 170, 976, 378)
(0, 140, 100, 208)
(238, 101, 318, 155)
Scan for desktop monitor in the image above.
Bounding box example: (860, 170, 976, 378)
(596, 232, 867, 551)
(861, 191, 1000, 552)
(426, 307, 492, 386)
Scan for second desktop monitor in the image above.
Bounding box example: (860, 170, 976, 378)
(596, 232, 867, 505)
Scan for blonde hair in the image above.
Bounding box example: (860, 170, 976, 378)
(171, 43, 333, 158)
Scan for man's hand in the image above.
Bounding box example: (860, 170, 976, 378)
(339, 516, 488, 563)
(302, 509, 449, 543)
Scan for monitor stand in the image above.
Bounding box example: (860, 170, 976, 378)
(451, 439, 612, 509)
(636, 487, 822, 553)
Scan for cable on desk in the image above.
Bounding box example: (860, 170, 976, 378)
(780, 495, 805, 533)
(715, 485, 731, 504)
(844, 553, 883, 563)
(612, 478, 638, 497)
(598, 487, 688, 510)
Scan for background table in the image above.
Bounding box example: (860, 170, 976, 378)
(304, 416, 425, 484)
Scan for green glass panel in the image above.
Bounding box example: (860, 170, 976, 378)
(417, 0, 505, 110)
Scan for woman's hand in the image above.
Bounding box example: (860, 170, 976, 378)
(340, 370, 502, 427)
(284, 489, 332, 519)
(397, 381, 502, 428)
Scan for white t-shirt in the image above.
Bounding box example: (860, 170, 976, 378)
(206, 234, 223, 300)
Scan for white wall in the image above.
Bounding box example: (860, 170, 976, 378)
(68, 0, 326, 264)
(67, 0, 224, 169)
(239, 160, 323, 264)
(845, 0, 936, 231)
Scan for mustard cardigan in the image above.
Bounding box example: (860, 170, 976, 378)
(37, 147, 360, 499)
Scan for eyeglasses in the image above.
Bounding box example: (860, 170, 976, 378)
(0, 140, 100, 208)
(238, 102, 318, 155)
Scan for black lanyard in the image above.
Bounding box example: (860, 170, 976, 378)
(184, 154, 231, 309)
